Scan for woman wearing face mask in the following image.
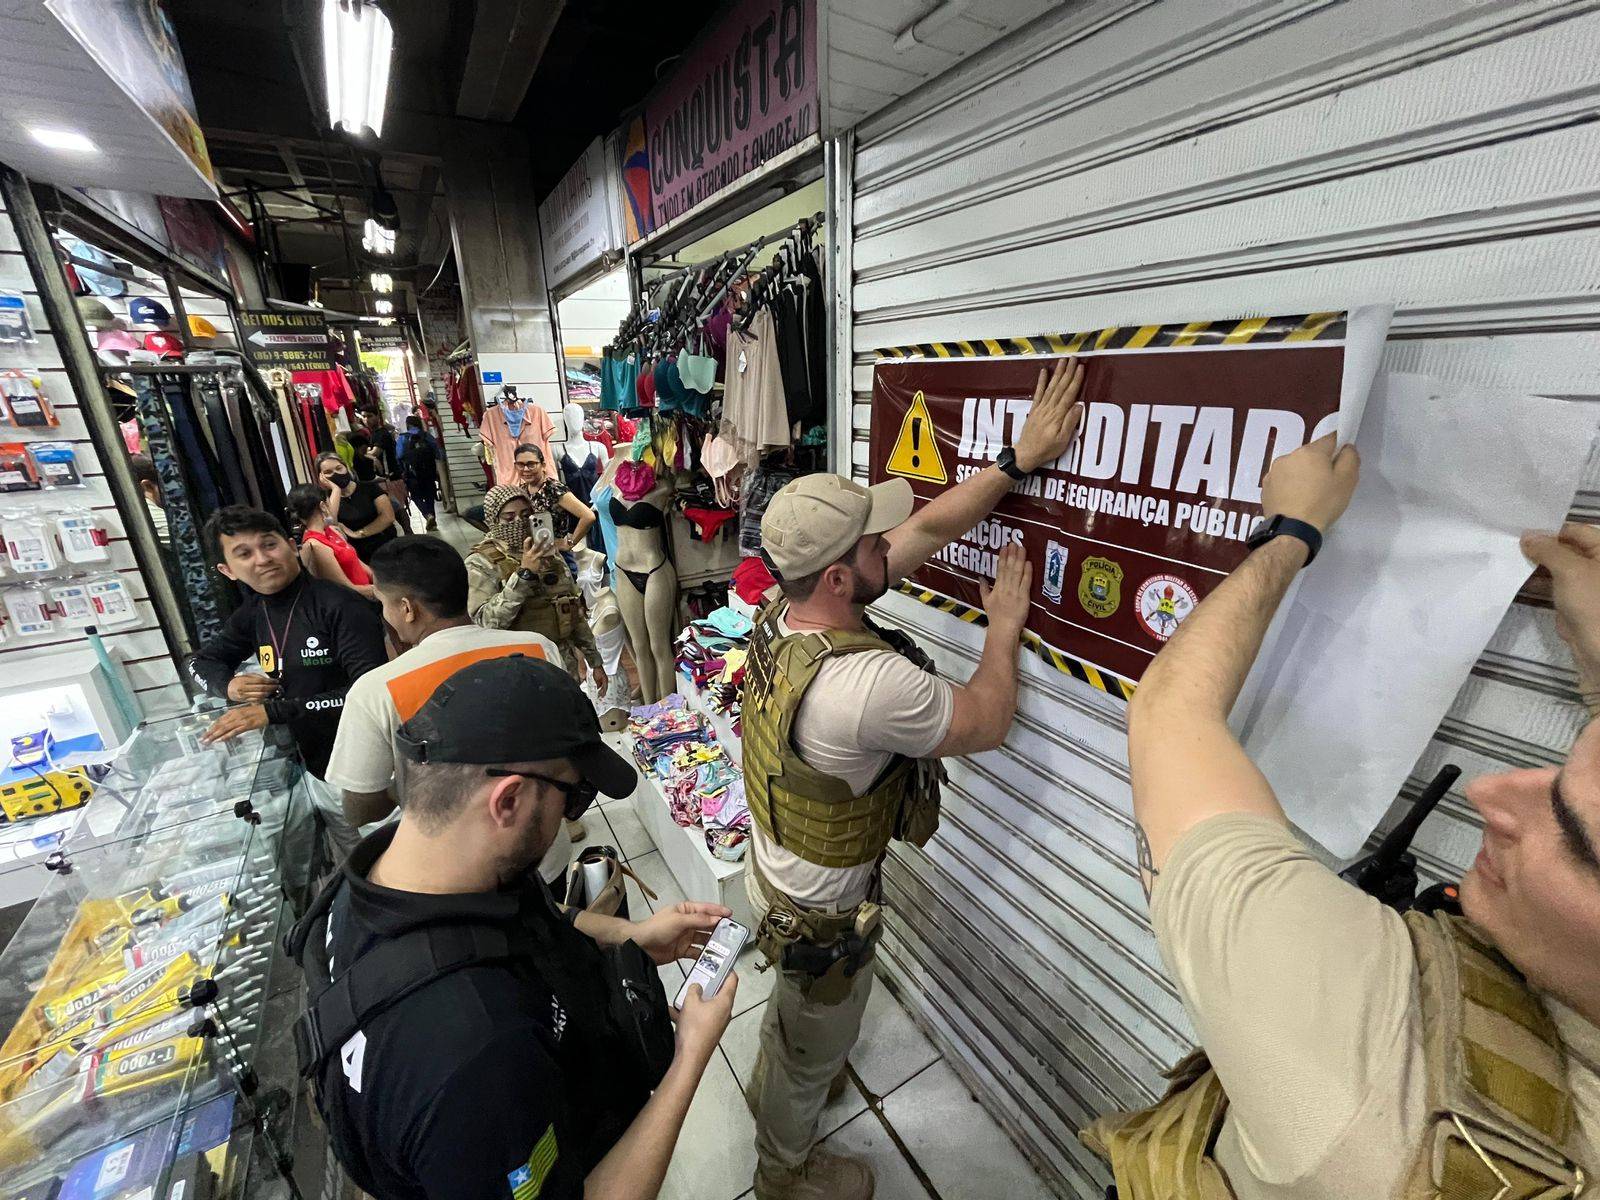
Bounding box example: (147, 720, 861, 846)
(286, 483, 377, 600)
(466, 485, 607, 701)
(317, 452, 398, 564)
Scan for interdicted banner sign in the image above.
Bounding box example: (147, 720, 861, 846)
(868, 313, 1360, 697)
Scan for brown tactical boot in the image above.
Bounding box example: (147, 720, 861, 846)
(745, 1048, 850, 1117)
(754, 1148, 875, 1200)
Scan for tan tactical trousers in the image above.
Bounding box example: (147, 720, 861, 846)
(748, 888, 876, 1172)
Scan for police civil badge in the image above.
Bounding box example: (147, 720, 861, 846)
(1078, 556, 1123, 618)
(1042, 540, 1069, 603)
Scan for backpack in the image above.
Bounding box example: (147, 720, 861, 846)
(401, 431, 435, 473)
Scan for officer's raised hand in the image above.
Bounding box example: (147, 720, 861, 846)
(631, 900, 733, 965)
(1522, 522, 1600, 707)
(1013, 357, 1086, 472)
(979, 542, 1033, 637)
(1259, 433, 1360, 536)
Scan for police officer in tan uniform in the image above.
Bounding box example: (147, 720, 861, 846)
(743, 360, 1086, 1200)
(1084, 436, 1599, 1198)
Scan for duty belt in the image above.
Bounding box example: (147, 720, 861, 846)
(748, 859, 882, 995)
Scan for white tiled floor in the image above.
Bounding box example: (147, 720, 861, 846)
(430, 509, 484, 556)
(585, 790, 1059, 1200)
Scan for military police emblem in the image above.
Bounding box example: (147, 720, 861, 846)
(1078, 556, 1123, 618)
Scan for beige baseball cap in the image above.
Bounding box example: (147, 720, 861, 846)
(760, 474, 915, 578)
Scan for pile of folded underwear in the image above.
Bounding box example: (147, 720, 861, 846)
(674, 606, 752, 732)
(627, 693, 751, 862)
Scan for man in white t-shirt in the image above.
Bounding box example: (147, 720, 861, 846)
(742, 359, 1085, 1200)
(323, 536, 574, 887)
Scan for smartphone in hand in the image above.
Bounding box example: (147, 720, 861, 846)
(674, 918, 748, 1008)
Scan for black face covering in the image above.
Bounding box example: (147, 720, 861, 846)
(330, 471, 353, 489)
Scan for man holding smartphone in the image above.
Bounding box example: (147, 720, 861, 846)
(293, 656, 737, 1200)
(743, 359, 1085, 1199)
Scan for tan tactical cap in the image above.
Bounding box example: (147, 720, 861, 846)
(760, 473, 914, 578)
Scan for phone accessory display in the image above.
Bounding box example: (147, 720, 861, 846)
(55, 511, 109, 563)
(26, 441, 83, 488)
(87, 575, 139, 626)
(3, 586, 54, 637)
(0, 291, 33, 343)
(0, 372, 56, 429)
(3, 513, 57, 572)
(49, 580, 95, 625)
(0, 442, 39, 492)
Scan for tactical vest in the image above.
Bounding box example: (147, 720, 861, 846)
(475, 540, 585, 643)
(1081, 911, 1586, 1200)
(742, 602, 945, 869)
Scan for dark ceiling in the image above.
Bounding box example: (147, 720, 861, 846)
(513, 0, 722, 197)
(165, 0, 720, 309)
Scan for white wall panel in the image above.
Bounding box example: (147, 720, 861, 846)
(848, 3, 1600, 1194)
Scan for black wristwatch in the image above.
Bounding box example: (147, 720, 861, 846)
(996, 446, 1028, 481)
(1246, 514, 1323, 566)
(516, 567, 537, 583)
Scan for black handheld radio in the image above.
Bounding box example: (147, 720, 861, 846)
(1339, 765, 1463, 914)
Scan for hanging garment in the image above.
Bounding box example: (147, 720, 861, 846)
(163, 376, 225, 516)
(293, 368, 357, 415)
(134, 376, 223, 642)
(774, 286, 814, 428)
(723, 308, 791, 454)
(560, 450, 601, 508)
(739, 463, 799, 557)
(480, 402, 553, 487)
(197, 373, 257, 508)
(800, 252, 827, 419)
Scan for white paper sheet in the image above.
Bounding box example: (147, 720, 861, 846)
(1230, 372, 1598, 858)
(1336, 304, 1393, 447)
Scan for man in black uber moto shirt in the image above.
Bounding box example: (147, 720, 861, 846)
(187, 505, 386, 849)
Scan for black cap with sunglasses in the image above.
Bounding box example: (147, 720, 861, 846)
(394, 655, 637, 816)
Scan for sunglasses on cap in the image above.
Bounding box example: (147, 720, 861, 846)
(485, 768, 597, 820)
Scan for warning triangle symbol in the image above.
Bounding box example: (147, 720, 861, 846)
(885, 390, 948, 485)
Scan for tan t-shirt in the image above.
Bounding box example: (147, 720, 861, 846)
(324, 624, 563, 795)
(750, 614, 954, 911)
(1152, 814, 1598, 1200)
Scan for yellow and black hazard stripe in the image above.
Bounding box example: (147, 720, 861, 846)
(876, 311, 1345, 361)
(896, 582, 1137, 702)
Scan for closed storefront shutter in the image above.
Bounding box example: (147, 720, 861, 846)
(846, 2, 1600, 1194)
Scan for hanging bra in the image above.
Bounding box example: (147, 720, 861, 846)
(610, 496, 665, 530)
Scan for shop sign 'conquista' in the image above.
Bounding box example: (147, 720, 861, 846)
(646, 0, 818, 228)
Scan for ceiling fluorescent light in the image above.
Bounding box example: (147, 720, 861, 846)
(369, 272, 392, 292)
(362, 217, 395, 256)
(323, 0, 393, 137)
(29, 127, 99, 154)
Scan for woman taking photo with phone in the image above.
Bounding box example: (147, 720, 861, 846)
(466, 484, 607, 696)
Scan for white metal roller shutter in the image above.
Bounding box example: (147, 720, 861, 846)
(845, 2, 1600, 1194)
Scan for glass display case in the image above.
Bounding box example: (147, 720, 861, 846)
(0, 710, 324, 1199)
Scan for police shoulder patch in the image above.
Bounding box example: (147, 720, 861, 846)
(507, 1125, 558, 1199)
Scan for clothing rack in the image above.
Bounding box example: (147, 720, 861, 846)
(607, 211, 824, 357)
(733, 213, 823, 333)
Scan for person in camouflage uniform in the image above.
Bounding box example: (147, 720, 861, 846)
(466, 484, 607, 696)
